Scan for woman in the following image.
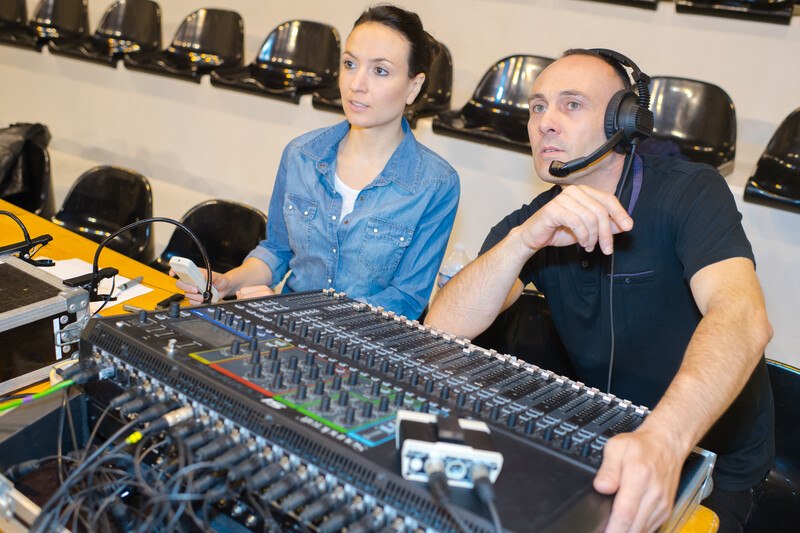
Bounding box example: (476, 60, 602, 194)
(179, 5, 459, 320)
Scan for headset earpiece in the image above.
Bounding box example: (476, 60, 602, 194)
(592, 48, 654, 152)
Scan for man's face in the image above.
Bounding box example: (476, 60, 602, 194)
(527, 54, 626, 184)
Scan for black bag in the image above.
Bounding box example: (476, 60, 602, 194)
(0, 123, 55, 218)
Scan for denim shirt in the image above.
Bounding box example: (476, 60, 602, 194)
(246, 119, 460, 319)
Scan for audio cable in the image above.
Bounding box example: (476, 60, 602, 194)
(426, 462, 474, 533)
(0, 379, 74, 412)
(472, 464, 503, 533)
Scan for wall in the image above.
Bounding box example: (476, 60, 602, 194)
(1, 0, 798, 365)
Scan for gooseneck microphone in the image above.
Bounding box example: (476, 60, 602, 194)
(548, 129, 625, 178)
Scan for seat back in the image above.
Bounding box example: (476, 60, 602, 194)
(0, 0, 26, 28)
(91, 0, 161, 55)
(747, 360, 800, 530)
(152, 199, 267, 274)
(254, 20, 339, 90)
(744, 108, 800, 213)
(164, 8, 243, 70)
(29, 0, 88, 39)
(52, 165, 154, 262)
(0, 123, 54, 219)
(648, 76, 736, 172)
(472, 290, 575, 378)
(461, 55, 553, 143)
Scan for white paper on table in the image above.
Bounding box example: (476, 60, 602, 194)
(39, 257, 152, 313)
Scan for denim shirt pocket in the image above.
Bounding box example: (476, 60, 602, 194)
(358, 216, 414, 273)
(284, 193, 318, 252)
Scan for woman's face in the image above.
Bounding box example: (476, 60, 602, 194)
(339, 22, 425, 131)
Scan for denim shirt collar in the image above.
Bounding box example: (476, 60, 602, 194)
(299, 118, 421, 194)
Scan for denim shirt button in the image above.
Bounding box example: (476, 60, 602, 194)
(373, 228, 378, 234)
(332, 248, 337, 253)
(304, 210, 309, 216)
(400, 237, 405, 242)
(332, 215, 337, 221)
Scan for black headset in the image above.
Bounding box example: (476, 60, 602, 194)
(548, 48, 654, 178)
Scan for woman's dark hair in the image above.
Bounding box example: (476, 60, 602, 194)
(354, 4, 432, 99)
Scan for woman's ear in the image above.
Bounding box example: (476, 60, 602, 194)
(406, 72, 426, 105)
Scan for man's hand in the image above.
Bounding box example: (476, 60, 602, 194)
(236, 285, 275, 300)
(518, 185, 633, 255)
(172, 268, 234, 304)
(594, 427, 688, 533)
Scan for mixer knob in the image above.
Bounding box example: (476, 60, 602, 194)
(338, 391, 349, 407)
(472, 399, 483, 413)
(507, 413, 518, 428)
(440, 385, 450, 400)
(456, 392, 466, 407)
(296, 383, 307, 400)
(361, 402, 373, 418)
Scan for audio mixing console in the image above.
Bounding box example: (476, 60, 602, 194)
(76, 289, 714, 532)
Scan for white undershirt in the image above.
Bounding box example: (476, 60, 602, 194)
(334, 171, 360, 219)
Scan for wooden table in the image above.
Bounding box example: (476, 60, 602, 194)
(1, 199, 179, 315)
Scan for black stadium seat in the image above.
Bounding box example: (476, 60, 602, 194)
(746, 360, 800, 531)
(675, 0, 794, 25)
(211, 20, 340, 104)
(49, 0, 161, 67)
(150, 199, 267, 275)
(432, 55, 553, 153)
(52, 165, 154, 263)
(124, 8, 243, 83)
(744, 108, 800, 214)
(645, 76, 736, 175)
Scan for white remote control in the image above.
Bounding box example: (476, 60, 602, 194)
(169, 256, 220, 303)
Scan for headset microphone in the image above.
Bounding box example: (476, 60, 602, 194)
(548, 129, 625, 178)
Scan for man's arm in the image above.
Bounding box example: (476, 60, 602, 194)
(426, 184, 633, 338)
(425, 232, 529, 338)
(595, 257, 773, 533)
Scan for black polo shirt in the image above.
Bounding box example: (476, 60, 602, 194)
(480, 155, 774, 491)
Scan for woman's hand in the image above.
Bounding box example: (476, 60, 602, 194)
(172, 268, 234, 304)
(236, 285, 275, 300)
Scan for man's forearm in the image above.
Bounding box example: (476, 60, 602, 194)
(425, 227, 537, 338)
(639, 261, 772, 455)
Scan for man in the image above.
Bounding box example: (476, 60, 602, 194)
(425, 49, 774, 533)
